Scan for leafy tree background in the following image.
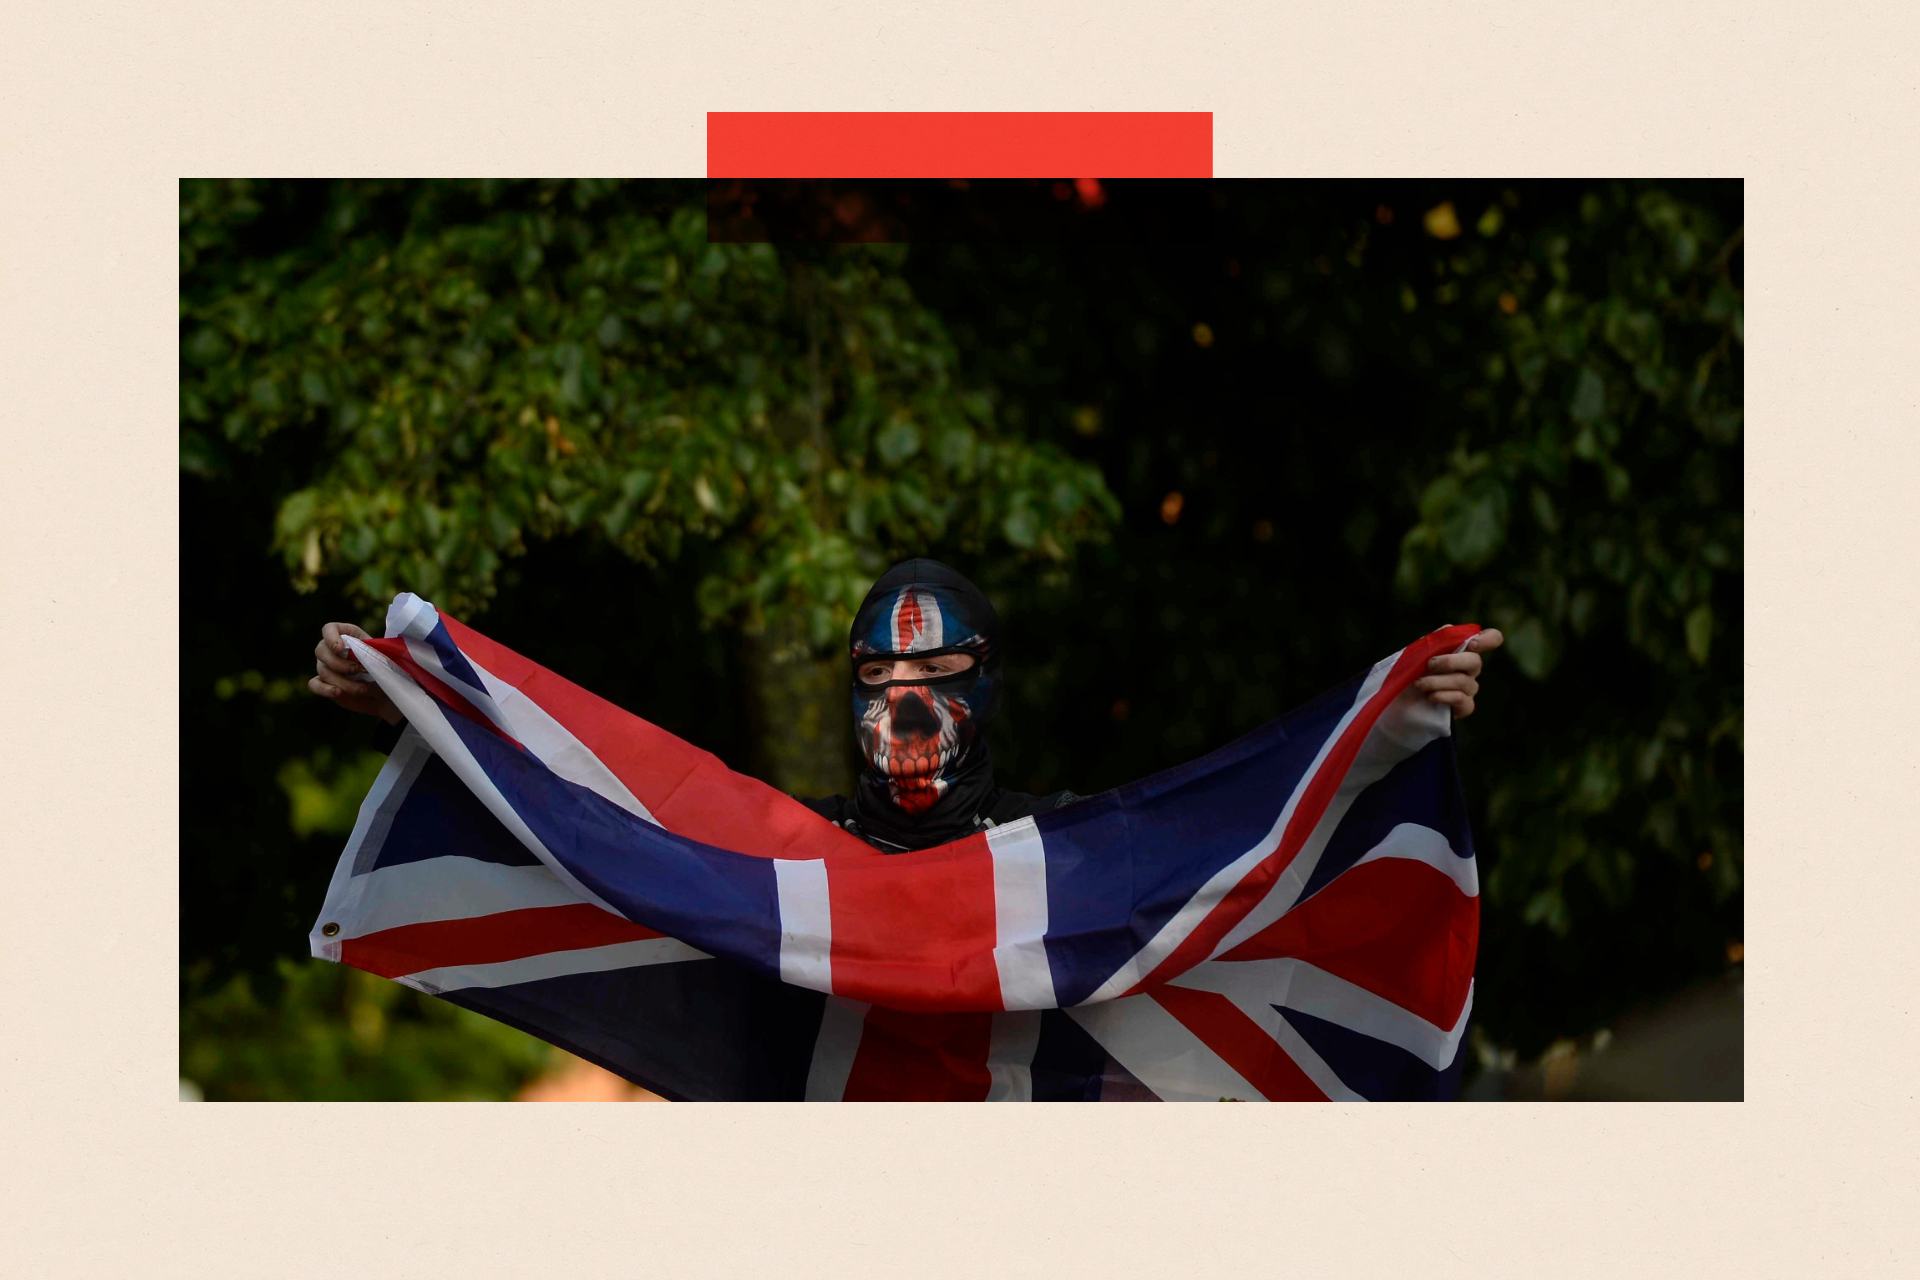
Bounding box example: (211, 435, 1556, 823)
(180, 178, 1741, 1100)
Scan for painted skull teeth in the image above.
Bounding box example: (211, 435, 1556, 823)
(857, 687, 969, 814)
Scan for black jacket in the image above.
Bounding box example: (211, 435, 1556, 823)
(795, 788, 1081, 854)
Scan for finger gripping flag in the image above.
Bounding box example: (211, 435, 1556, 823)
(311, 593, 1481, 1101)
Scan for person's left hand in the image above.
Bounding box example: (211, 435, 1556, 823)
(1414, 628, 1504, 719)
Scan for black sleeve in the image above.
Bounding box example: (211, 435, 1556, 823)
(986, 789, 1084, 825)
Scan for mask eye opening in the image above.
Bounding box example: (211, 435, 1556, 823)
(850, 646, 983, 688)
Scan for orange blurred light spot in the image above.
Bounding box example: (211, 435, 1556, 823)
(1375, 204, 1394, 225)
(1074, 177, 1106, 209)
(1160, 491, 1184, 525)
(1727, 941, 1744, 964)
(1697, 852, 1714, 871)
(517, 1052, 666, 1101)
(1192, 322, 1214, 348)
(1424, 201, 1462, 240)
(1498, 292, 1520, 315)
(1542, 1043, 1579, 1101)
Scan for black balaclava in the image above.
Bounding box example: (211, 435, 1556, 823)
(845, 559, 1003, 850)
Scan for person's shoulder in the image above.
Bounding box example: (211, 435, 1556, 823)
(985, 789, 1083, 825)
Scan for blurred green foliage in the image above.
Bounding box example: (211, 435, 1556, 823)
(1394, 188, 1743, 939)
(276, 746, 387, 839)
(181, 179, 1116, 649)
(182, 958, 552, 1101)
(180, 179, 1740, 1098)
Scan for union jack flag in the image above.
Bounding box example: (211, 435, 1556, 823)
(311, 593, 1480, 1100)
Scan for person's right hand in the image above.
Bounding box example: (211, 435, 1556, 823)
(310, 623, 403, 724)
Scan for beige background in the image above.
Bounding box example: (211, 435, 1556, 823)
(3, 0, 1916, 1273)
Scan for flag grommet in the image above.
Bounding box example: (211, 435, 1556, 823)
(321, 922, 340, 937)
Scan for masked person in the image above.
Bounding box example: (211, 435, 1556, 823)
(307, 558, 1501, 853)
(791, 557, 1076, 852)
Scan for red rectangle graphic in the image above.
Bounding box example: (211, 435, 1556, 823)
(707, 111, 1211, 178)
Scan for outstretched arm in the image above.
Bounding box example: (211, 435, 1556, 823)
(1411, 628, 1504, 719)
(309, 622, 403, 725)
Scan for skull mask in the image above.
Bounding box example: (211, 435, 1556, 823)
(848, 560, 1002, 817)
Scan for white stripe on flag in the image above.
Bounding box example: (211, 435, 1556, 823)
(985, 1011, 1044, 1101)
(774, 859, 834, 992)
(335, 857, 591, 939)
(1210, 693, 1458, 958)
(987, 818, 1057, 1010)
(1078, 650, 1402, 1005)
(342, 726, 433, 875)
(1173, 958, 1473, 1072)
(467, 661, 657, 824)
(1065, 993, 1266, 1102)
(382, 615, 659, 826)
(346, 639, 625, 919)
(1259, 1001, 1367, 1102)
(805, 996, 871, 1100)
(400, 936, 712, 994)
(1349, 822, 1479, 898)
(1158, 962, 1365, 1101)
(311, 727, 433, 959)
